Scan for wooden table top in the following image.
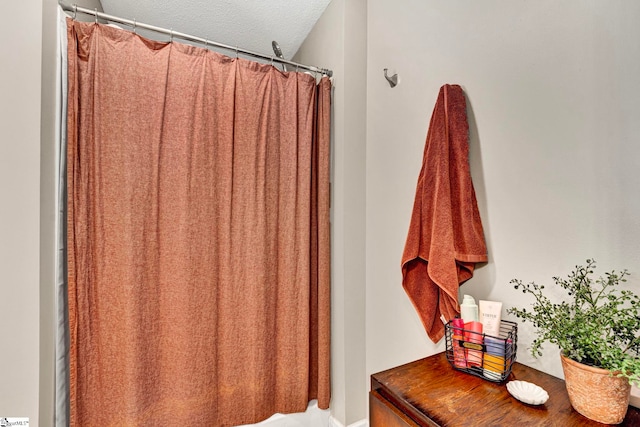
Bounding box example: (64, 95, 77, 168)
(371, 352, 640, 426)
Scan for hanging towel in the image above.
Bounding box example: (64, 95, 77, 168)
(401, 84, 487, 343)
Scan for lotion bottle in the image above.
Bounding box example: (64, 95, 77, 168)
(460, 294, 479, 323)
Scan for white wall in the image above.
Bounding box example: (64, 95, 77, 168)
(367, 0, 640, 386)
(0, 0, 43, 424)
(295, 0, 368, 425)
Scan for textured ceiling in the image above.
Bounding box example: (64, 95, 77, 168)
(100, 0, 332, 61)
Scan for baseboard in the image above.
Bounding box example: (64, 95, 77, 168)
(329, 416, 368, 427)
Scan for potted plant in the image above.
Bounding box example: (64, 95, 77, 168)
(507, 259, 640, 424)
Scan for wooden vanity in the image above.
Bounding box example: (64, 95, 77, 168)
(370, 352, 640, 426)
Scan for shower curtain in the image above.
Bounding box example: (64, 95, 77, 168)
(64, 18, 331, 427)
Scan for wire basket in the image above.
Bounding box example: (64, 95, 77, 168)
(444, 319, 517, 382)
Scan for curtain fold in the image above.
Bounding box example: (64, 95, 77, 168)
(66, 19, 331, 427)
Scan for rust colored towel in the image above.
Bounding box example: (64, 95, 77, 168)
(401, 84, 487, 343)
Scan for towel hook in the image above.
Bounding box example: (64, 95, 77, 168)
(384, 68, 398, 88)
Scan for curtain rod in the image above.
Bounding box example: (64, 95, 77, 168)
(58, 1, 333, 78)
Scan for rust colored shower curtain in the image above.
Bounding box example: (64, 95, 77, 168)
(66, 20, 331, 427)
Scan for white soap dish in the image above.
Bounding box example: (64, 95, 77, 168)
(506, 380, 549, 405)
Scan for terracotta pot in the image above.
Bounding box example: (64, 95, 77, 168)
(560, 352, 631, 424)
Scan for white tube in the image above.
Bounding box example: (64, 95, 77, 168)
(479, 300, 502, 337)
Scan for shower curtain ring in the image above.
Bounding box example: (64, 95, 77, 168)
(72, 5, 77, 20)
(235, 46, 239, 58)
(133, 19, 137, 34)
(94, 8, 98, 24)
(170, 28, 174, 42)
